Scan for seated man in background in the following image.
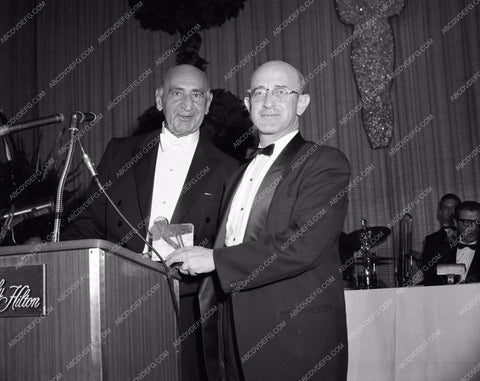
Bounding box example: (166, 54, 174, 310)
(424, 200, 480, 285)
(422, 193, 460, 285)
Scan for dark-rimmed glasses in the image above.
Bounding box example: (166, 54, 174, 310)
(457, 218, 479, 227)
(247, 86, 299, 102)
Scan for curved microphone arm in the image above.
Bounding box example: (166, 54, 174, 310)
(51, 112, 81, 242)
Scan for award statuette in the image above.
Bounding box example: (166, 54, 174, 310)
(148, 217, 193, 261)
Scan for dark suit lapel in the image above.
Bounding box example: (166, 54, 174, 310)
(269, 132, 306, 188)
(133, 131, 161, 224)
(170, 135, 220, 224)
(223, 163, 249, 210)
(216, 133, 306, 245)
(439, 228, 448, 244)
(213, 163, 249, 248)
(448, 246, 457, 264)
(243, 133, 306, 240)
(466, 247, 480, 283)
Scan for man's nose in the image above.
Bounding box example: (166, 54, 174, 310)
(182, 94, 194, 109)
(262, 90, 274, 108)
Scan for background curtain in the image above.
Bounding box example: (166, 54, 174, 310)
(1, 0, 479, 286)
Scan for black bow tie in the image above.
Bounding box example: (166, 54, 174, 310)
(457, 243, 477, 250)
(245, 144, 274, 160)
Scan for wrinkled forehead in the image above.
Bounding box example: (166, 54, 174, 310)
(250, 63, 301, 90)
(164, 67, 209, 91)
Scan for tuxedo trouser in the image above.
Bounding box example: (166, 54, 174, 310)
(220, 297, 246, 381)
(180, 294, 208, 381)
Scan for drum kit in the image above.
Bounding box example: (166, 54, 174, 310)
(340, 219, 392, 289)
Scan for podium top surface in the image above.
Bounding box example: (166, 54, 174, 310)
(0, 239, 180, 279)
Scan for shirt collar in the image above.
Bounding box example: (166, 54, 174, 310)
(259, 130, 298, 158)
(458, 240, 478, 246)
(160, 122, 200, 154)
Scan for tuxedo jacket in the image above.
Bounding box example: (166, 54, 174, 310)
(422, 228, 450, 285)
(199, 133, 350, 381)
(423, 238, 480, 285)
(62, 130, 238, 294)
(456, 246, 480, 283)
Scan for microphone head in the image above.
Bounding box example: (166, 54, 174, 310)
(56, 113, 65, 123)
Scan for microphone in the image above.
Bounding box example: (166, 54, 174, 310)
(1, 199, 55, 220)
(76, 112, 97, 123)
(0, 113, 64, 137)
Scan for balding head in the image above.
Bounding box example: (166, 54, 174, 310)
(250, 61, 306, 94)
(163, 64, 210, 91)
(245, 60, 310, 146)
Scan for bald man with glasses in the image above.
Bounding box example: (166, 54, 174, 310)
(167, 61, 350, 381)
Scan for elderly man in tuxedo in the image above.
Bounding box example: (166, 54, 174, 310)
(62, 64, 238, 381)
(167, 61, 350, 381)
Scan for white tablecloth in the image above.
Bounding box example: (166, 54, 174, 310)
(346, 284, 480, 381)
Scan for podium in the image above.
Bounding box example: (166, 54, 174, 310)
(0, 239, 179, 381)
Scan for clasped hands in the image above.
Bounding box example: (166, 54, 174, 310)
(166, 246, 215, 275)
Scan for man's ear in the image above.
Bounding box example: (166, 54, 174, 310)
(244, 96, 251, 113)
(155, 88, 164, 112)
(205, 91, 213, 114)
(453, 218, 459, 230)
(296, 93, 310, 116)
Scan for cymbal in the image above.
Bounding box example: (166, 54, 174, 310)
(341, 226, 391, 250)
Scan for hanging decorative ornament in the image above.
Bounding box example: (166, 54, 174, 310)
(336, 0, 405, 148)
(128, 0, 247, 70)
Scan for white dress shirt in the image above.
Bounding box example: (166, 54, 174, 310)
(143, 125, 199, 253)
(225, 130, 298, 247)
(456, 241, 477, 282)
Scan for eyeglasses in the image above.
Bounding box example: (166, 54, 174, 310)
(247, 87, 299, 102)
(168, 89, 208, 102)
(457, 218, 479, 227)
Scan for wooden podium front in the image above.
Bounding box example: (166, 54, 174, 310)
(0, 239, 179, 381)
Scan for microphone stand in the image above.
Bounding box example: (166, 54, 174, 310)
(52, 113, 80, 242)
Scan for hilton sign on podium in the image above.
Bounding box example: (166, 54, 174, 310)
(0, 264, 46, 317)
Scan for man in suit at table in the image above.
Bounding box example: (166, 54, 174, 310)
(424, 201, 480, 285)
(62, 64, 238, 381)
(167, 61, 350, 381)
(422, 193, 461, 285)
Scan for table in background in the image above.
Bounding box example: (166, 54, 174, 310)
(345, 284, 480, 381)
